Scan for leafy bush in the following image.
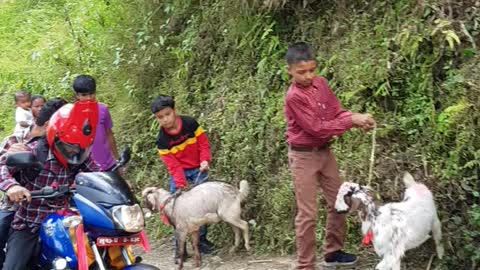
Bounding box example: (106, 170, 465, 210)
(0, 0, 479, 268)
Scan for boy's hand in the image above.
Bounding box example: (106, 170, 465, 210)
(352, 113, 376, 131)
(200, 161, 209, 172)
(362, 114, 376, 131)
(352, 113, 369, 127)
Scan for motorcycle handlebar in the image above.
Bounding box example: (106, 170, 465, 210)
(28, 146, 130, 200)
(30, 185, 74, 199)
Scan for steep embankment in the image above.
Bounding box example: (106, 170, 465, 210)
(0, 1, 478, 268)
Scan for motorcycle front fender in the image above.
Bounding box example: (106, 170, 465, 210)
(121, 263, 160, 270)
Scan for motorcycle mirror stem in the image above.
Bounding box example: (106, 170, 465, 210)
(111, 146, 131, 173)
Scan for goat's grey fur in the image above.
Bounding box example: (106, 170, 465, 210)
(141, 180, 250, 270)
(335, 172, 444, 270)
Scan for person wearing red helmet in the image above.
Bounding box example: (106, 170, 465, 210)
(0, 100, 101, 270)
(46, 101, 98, 167)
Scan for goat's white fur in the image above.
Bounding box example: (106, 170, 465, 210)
(335, 172, 444, 270)
(141, 181, 250, 270)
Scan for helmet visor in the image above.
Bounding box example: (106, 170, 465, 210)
(54, 139, 91, 166)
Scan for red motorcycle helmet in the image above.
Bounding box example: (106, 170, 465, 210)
(46, 100, 99, 167)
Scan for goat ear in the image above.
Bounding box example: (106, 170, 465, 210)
(141, 187, 158, 198)
(349, 197, 362, 213)
(335, 183, 353, 213)
(145, 193, 158, 211)
(359, 207, 368, 221)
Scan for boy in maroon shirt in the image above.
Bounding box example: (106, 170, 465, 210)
(151, 95, 214, 262)
(284, 42, 375, 269)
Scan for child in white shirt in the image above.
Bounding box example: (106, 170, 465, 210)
(13, 90, 33, 139)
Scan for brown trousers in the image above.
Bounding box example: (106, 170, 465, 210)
(288, 147, 346, 270)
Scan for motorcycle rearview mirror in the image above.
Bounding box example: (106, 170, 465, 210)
(118, 146, 131, 167)
(6, 152, 43, 171)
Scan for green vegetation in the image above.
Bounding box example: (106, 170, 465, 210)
(1, 0, 479, 268)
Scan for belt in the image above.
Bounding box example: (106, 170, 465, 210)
(289, 143, 330, 152)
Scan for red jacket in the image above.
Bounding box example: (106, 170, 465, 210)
(156, 116, 211, 188)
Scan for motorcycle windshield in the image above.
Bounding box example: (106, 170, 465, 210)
(75, 172, 136, 206)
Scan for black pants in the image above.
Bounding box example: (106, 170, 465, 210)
(0, 210, 14, 269)
(2, 228, 39, 270)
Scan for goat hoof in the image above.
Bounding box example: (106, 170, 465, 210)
(437, 246, 445, 259)
(229, 246, 237, 254)
(175, 257, 187, 266)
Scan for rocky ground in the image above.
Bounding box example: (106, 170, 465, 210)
(136, 238, 440, 270)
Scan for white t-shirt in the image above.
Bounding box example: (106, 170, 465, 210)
(14, 107, 33, 138)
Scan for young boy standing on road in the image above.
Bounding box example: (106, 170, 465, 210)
(151, 95, 214, 262)
(284, 42, 375, 269)
(72, 75, 120, 171)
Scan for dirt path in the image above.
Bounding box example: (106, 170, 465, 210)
(135, 238, 436, 270)
(138, 239, 300, 270)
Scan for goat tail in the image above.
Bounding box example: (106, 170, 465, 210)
(402, 171, 416, 188)
(238, 180, 249, 202)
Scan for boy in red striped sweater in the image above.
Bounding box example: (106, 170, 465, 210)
(151, 95, 214, 262)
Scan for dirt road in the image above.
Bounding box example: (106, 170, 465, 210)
(137, 240, 441, 270)
(136, 239, 396, 270)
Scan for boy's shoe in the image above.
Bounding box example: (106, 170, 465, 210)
(323, 250, 358, 266)
(199, 239, 215, 254)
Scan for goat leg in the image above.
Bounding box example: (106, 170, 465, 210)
(176, 231, 187, 270)
(225, 218, 251, 251)
(229, 226, 241, 253)
(191, 231, 202, 267)
(241, 220, 251, 251)
(432, 216, 444, 259)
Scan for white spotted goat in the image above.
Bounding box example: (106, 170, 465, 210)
(335, 172, 444, 270)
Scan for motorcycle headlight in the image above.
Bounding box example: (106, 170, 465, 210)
(53, 258, 68, 269)
(111, 204, 144, 233)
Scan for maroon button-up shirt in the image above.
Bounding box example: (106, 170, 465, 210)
(0, 141, 100, 232)
(284, 76, 353, 147)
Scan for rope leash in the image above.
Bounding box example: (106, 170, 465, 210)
(163, 171, 208, 226)
(367, 124, 377, 187)
(193, 171, 208, 186)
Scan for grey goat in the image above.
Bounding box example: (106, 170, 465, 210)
(141, 181, 251, 269)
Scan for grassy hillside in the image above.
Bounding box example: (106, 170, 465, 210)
(0, 0, 478, 268)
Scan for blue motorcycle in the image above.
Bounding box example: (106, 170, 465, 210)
(6, 149, 159, 270)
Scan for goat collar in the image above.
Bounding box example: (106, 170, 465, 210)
(159, 194, 178, 227)
(362, 230, 374, 246)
